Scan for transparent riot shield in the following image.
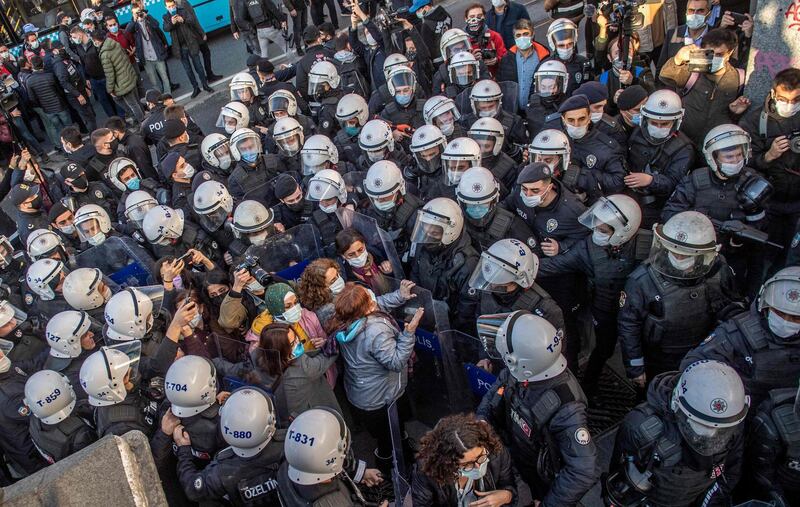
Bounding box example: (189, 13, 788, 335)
(439, 330, 497, 410)
(497, 81, 520, 114)
(104, 340, 142, 384)
(76, 236, 156, 287)
(242, 175, 280, 207)
(246, 224, 322, 282)
(388, 400, 412, 505)
(336, 208, 404, 278)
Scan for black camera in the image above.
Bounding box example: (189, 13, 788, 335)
(481, 48, 497, 60)
(599, 0, 645, 35)
(0, 75, 19, 113)
(374, 4, 410, 33)
(236, 252, 273, 286)
(788, 130, 800, 153)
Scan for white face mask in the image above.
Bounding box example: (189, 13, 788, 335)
(491, 0, 504, 6)
(217, 154, 232, 170)
(329, 276, 345, 295)
(246, 279, 265, 293)
(590, 111, 603, 123)
(373, 196, 396, 212)
(88, 232, 106, 246)
(347, 250, 369, 268)
(58, 224, 76, 235)
(647, 124, 672, 140)
(281, 304, 303, 324)
(774, 99, 800, 118)
(181, 163, 196, 179)
(520, 189, 542, 208)
(592, 229, 611, 246)
(718, 160, 744, 177)
(224, 124, 236, 134)
(668, 251, 695, 271)
(768, 309, 800, 339)
(710, 55, 726, 73)
(556, 47, 574, 60)
(685, 13, 706, 30)
(565, 123, 587, 140)
(0, 352, 9, 373)
(459, 458, 489, 480)
(438, 119, 455, 136)
(319, 202, 338, 214)
(189, 311, 203, 329)
(249, 230, 270, 246)
(365, 32, 377, 47)
(367, 150, 385, 162)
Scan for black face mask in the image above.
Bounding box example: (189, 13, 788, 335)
(28, 194, 42, 210)
(70, 176, 89, 192)
(286, 200, 305, 212)
(109, 138, 119, 153)
(210, 293, 227, 307)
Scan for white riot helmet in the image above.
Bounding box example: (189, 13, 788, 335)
(74, 204, 112, 246)
(165, 355, 218, 417)
(439, 28, 470, 62)
(651, 211, 719, 279)
(387, 65, 417, 98)
(104, 286, 163, 340)
(457, 166, 499, 215)
(671, 360, 749, 456)
(273, 117, 305, 156)
(216, 101, 250, 135)
(757, 266, 800, 317)
(307, 169, 347, 205)
(640, 90, 684, 144)
(62, 267, 112, 310)
(201, 133, 233, 171)
(27, 259, 67, 301)
(533, 60, 569, 97)
(124, 191, 158, 229)
(530, 129, 571, 174)
(46, 310, 97, 359)
(26, 229, 66, 261)
(219, 388, 277, 457)
(469, 239, 539, 292)
(25, 370, 77, 424)
(231, 200, 275, 245)
(0, 235, 15, 269)
(365, 161, 406, 212)
(142, 205, 184, 245)
(470, 80, 503, 118)
(702, 124, 751, 177)
(229, 128, 264, 162)
(79, 346, 136, 406)
(448, 51, 479, 87)
(335, 94, 369, 129)
(578, 194, 642, 247)
(229, 72, 259, 101)
(308, 61, 340, 97)
(410, 125, 447, 174)
(423, 95, 461, 136)
(359, 120, 395, 162)
(469, 118, 505, 157)
(383, 53, 410, 81)
(193, 180, 233, 231)
(410, 197, 464, 247)
(442, 137, 482, 186)
(285, 408, 351, 484)
(546, 18, 578, 57)
(301, 135, 339, 176)
(107, 157, 141, 192)
(266, 89, 298, 118)
(479, 310, 567, 382)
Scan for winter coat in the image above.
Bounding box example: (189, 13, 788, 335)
(25, 69, 67, 113)
(98, 38, 138, 96)
(127, 14, 170, 62)
(162, 6, 205, 56)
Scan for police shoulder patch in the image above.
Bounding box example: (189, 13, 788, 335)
(574, 427, 590, 445)
(194, 477, 203, 490)
(546, 218, 558, 233)
(527, 237, 537, 249)
(24, 293, 33, 305)
(95, 190, 103, 199)
(574, 71, 583, 83)
(586, 154, 597, 168)
(27, 223, 34, 229)
(211, 241, 218, 249)
(322, 121, 330, 129)
(18, 404, 29, 416)
(618, 290, 627, 308)
(467, 287, 477, 296)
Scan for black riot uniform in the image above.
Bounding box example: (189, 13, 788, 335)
(592, 114, 628, 149)
(24, 292, 73, 330)
(538, 232, 650, 395)
(362, 193, 423, 261)
(609, 372, 744, 507)
(94, 387, 161, 438)
(227, 153, 282, 205)
(478, 284, 565, 334)
(540, 55, 594, 95)
(15, 208, 51, 245)
(680, 304, 800, 410)
(273, 200, 313, 230)
(0, 250, 29, 310)
(64, 181, 115, 215)
(310, 203, 347, 255)
(311, 89, 343, 138)
(176, 430, 286, 506)
(476, 151, 518, 198)
(150, 400, 226, 465)
(369, 85, 427, 116)
(748, 387, 800, 505)
(463, 206, 537, 253)
(619, 258, 737, 383)
(379, 96, 427, 130)
(626, 128, 695, 228)
(141, 104, 168, 146)
(0, 364, 48, 475)
(662, 167, 769, 297)
(277, 454, 374, 506)
(403, 164, 455, 202)
(526, 94, 565, 137)
(410, 230, 479, 333)
(477, 367, 598, 506)
(556, 123, 627, 204)
(461, 110, 528, 159)
(333, 127, 362, 165)
(29, 408, 97, 465)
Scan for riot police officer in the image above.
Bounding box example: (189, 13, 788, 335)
(460, 79, 527, 158)
(192, 180, 236, 252)
(122, 191, 159, 247)
(216, 101, 251, 135)
(306, 169, 352, 252)
(362, 160, 422, 261)
(272, 174, 312, 230)
(625, 89, 695, 228)
(606, 361, 747, 507)
(433, 28, 490, 100)
(619, 211, 737, 388)
(62, 268, 113, 319)
(307, 60, 343, 137)
(528, 129, 575, 184)
(9, 183, 50, 244)
(300, 134, 355, 185)
(537, 195, 647, 397)
(476, 311, 598, 506)
(409, 197, 479, 332)
(423, 95, 467, 141)
(662, 124, 771, 296)
(542, 19, 593, 94)
(467, 118, 517, 196)
(440, 137, 483, 199)
(0, 299, 45, 362)
(0, 238, 29, 310)
(200, 133, 235, 181)
(24, 369, 96, 464)
(108, 157, 169, 233)
(143, 204, 221, 265)
(368, 54, 421, 114)
(26, 229, 72, 266)
(379, 65, 427, 141)
(74, 204, 115, 248)
(265, 89, 315, 135)
(59, 162, 113, 215)
(681, 266, 800, 409)
(334, 93, 370, 165)
(230, 200, 277, 259)
(457, 167, 536, 251)
(405, 125, 449, 201)
(25, 258, 73, 323)
(525, 60, 569, 136)
(356, 119, 414, 173)
(444, 51, 482, 112)
(174, 387, 286, 505)
(43, 309, 100, 396)
(229, 72, 269, 129)
(227, 127, 282, 204)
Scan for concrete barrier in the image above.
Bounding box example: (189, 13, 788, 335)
(0, 431, 167, 507)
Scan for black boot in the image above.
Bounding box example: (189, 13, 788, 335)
(191, 87, 201, 98)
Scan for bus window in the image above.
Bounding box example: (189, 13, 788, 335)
(0, 0, 80, 43)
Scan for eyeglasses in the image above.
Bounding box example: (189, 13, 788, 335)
(459, 448, 488, 471)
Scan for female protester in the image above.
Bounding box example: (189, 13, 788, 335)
(328, 282, 424, 474)
(251, 322, 340, 426)
(413, 413, 516, 506)
(244, 282, 327, 353)
(173, 288, 246, 363)
(336, 228, 394, 296)
(297, 257, 346, 327)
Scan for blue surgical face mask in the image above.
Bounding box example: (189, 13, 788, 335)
(290, 340, 305, 359)
(126, 177, 141, 191)
(631, 113, 641, 126)
(241, 152, 258, 163)
(465, 204, 490, 219)
(344, 125, 361, 136)
(396, 93, 413, 106)
(109, 25, 119, 33)
(168, 6, 177, 14)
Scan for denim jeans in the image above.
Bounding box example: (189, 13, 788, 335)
(256, 26, 284, 58)
(114, 88, 144, 121)
(143, 59, 170, 92)
(36, 108, 72, 149)
(11, 116, 45, 155)
(180, 48, 207, 89)
(89, 78, 126, 117)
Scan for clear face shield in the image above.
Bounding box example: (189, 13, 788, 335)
(198, 206, 230, 232)
(213, 142, 233, 171)
(443, 158, 473, 186)
(649, 225, 719, 279)
(75, 218, 104, 244)
(432, 107, 460, 136)
(551, 27, 577, 57)
(125, 200, 156, 229)
(534, 75, 564, 98)
(391, 72, 416, 101)
(472, 133, 499, 158)
(308, 79, 332, 100)
(413, 145, 443, 174)
(103, 340, 142, 388)
(578, 197, 628, 233)
(301, 151, 331, 176)
(268, 95, 291, 118)
(236, 136, 263, 161)
(106, 285, 164, 341)
(674, 410, 739, 456)
(0, 300, 27, 338)
(231, 86, 255, 103)
(0, 236, 14, 269)
(276, 133, 301, 156)
(444, 39, 470, 61)
(473, 99, 501, 118)
(307, 179, 342, 203)
(468, 252, 520, 293)
(410, 210, 449, 246)
(476, 312, 513, 360)
(449, 62, 478, 86)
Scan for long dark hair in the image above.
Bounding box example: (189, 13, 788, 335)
(324, 282, 374, 335)
(253, 322, 293, 377)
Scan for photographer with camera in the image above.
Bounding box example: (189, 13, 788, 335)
(656, 0, 712, 69)
(462, 4, 506, 77)
(596, 31, 655, 114)
(127, 2, 173, 94)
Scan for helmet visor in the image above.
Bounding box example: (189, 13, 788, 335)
(449, 63, 477, 86)
(476, 312, 513, 360)
(468, 252, 519, 293)
(198, 206, 229, 231)
(268, 95, 291, 116)
(0, 236, 13, 268)
(410, 209, 451, 245)
(103, 340, 142, 385)
(445, 40, 470, 61)
(306, 180, 341, 202)
(535, 75, 564, 97)
(308, 80, 331, 98)
(75, 218, 102, 243)
(390, 72, 416, 92)
(231, 87, 254, 102)
(301, 152, 329, 176)
(0, 300, 27, 332)
(675, 410, 738, 456)
(235, 136, 263, 159)
(413, 147, 443, 174)
(276, 135, 301, 156)
(649, 226, 718, 279)
(444, 159, 472, 186)
(578, 197, 628, 232)
(125, 200, 156, 228)
(216, 111, 240, 133)
(471, 133, 498, 156)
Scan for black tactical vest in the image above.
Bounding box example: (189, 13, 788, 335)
(689, 167, 743, 221)
(587, 234, 648, 313)
(183, 403, 221, 461)
(29, 415, 89, 464)
(468, 207, 515, 251)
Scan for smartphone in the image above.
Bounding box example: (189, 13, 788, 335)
(687, 48, 714, 73)
(176, 251, 193, 263)
(729, 12, 747, 25)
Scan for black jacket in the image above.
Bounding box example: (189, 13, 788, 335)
(75, 41, 104, 80)
(25, 69, 67, 113)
